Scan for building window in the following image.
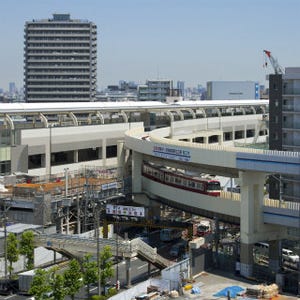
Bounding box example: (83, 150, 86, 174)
(106, 145, 117, 158)
(0, 161, 11, 175)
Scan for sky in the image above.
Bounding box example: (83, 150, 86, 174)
(1, 0, 300, 91)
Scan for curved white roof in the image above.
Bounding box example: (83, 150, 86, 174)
(0, 100, 268, 114)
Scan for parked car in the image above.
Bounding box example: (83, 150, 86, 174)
(282, 248, 299, 263)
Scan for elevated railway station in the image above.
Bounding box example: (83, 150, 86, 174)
(1, 99, 299, 291)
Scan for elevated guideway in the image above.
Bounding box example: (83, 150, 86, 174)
(124, 120, 300, 238)
(34, 234, 172, 269)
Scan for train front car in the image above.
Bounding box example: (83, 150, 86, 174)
(206, 179, 222, 197)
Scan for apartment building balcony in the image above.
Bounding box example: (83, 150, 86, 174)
(282, 104, 294, 111)
(26, 26, 92, 31)
(26, 65, 91, 69)
(27, 78, 90, 82)
(26, 83, 91, 88)
(283, 87, 300, 96)
(26, 58, 91, 63)
(26, 45, 91, 50)
(26, 52, 91, 57)
(26, 71, 90, 76)
(27, 91, 91, 95)
(26, 33, 92, 38)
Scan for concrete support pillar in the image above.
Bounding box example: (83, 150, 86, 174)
(244, 124, 247, 143)
(132, 151, 143, 194)
(45, 128, 51, 177)
(170, 122, 174, 138)
(125, 257, 131, 288)
(204, 136, 208, 144)
(219, 116, 223, 130)
(240, 243, 254, 278)
(239, 170, 266, 278)
(74, 149, 78, 163)
(218, 133, 223, 145)
(232, 126, 235, 141)
(41, 154, 45, 168)
(102, 139, 107, 167)
(269, 240, 281, 273)
(60, 217, 64, 234)
(117, 140, 125, 178)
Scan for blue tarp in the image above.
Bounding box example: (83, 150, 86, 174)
(213, 286, 244, 298)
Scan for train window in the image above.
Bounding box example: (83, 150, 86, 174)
(188, 181, 195, 188)
(165, 174, 170, 182)
(170, 175, 175, 183)
(182, 179, 187, 186)
(196, 182, 204, 191)
(175, 177, 182, 185)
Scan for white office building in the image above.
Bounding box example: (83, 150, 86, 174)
(206, 81, 259, 100)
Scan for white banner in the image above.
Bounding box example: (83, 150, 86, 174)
(106, 204, 145, 217)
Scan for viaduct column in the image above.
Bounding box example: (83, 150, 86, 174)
(132, 151, 143, 194)
(269, 240, 281, 273)
(239, 170, 265, 278)
(102, 139, 106, 167)
(117, 140, 125, 178)
(45, 128, 51, 177)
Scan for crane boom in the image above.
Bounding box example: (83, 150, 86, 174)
(263, 50, 284, 75)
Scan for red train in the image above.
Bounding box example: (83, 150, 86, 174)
(142, 162, 221, 196)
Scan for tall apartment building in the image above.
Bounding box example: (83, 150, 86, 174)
(24, 14, 97, 103)
(269, 68, 300, 202)
(138, 80, 173, 102)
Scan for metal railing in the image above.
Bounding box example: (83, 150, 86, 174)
(34, 234, 171, 268)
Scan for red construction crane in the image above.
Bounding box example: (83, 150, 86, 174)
(263, 50, 284, 75)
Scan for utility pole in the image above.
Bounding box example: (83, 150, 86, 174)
(4, 215, 7, 279)
(0, 199, 10, 279)
(96, 206, 101, 296)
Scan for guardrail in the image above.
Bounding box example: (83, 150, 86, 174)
(126, 126, 300, 159)
(264, 198, 300, 211)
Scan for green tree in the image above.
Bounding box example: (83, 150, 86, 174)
(29, 269, 51, 300)
(82, 254, 98, 298)
(64, 259, 83, 300)
(99, 246, 114, 290)
(6, 233, 19, 278)
(51, 273, 65, 300)
(19, 230, 35, 270)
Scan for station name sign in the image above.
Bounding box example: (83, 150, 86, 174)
(153, 145, 191, 162)
(106, 204, 145, 217)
